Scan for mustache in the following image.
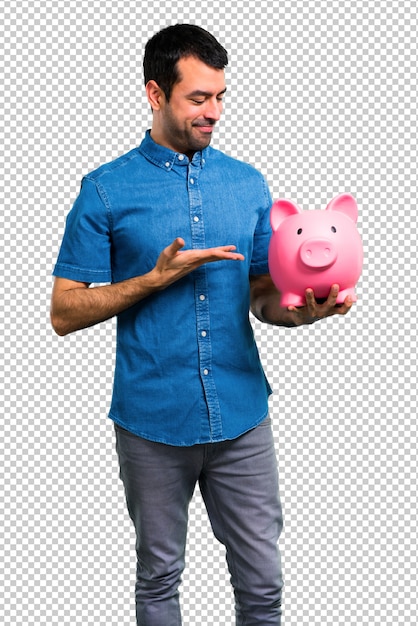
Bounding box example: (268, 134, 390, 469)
(193, 119, 217, 127)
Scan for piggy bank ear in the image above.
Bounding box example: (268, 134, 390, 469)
(326, 193, 358, 222)
(270, 199, 302, 231)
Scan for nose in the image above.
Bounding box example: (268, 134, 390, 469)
(299, 238, 337, 268)
(204, 97, 222, 121)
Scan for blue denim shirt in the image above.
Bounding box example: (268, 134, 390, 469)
(54, 131, 273, 445)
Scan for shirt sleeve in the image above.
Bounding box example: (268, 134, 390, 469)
(249, 175, 273, 275)
(53, 176, 113, 283)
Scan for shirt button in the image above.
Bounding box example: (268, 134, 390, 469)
(190, 178, 195, 184)
(199, 294, 206, 301)
(193, 216, 199, 222)
(203, 369, 209, 376)
(165, 162, 170, 168)
(178, 154, 185, 161)
(201, 331, 207, 337)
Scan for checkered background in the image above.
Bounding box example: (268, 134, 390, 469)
(1, 0, 417, 624)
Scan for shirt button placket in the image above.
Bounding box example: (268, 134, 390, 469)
(188, 162, 223, 440)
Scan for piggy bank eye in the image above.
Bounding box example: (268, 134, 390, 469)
(331, 226, 337, 233)
(297, 228, 303, 235)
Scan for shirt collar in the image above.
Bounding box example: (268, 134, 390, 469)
(138, 130, 209, 171)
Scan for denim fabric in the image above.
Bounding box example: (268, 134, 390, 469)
(115, 417, 283, 625)
(53, 131, 273, 445)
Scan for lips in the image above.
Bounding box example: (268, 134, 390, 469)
(194, 122, 216, 131)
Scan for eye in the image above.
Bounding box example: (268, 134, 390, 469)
(297, 228, 303, 235)
(331, 226, 337, 233)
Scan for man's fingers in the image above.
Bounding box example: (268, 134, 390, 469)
(287, 284, 355, 324)
(327, 284, 340, 303)
(210, 245, 244, 260)
(168, 237, 185, 255)
(168, 240, 244, 262)
(334, 295, 353, 315)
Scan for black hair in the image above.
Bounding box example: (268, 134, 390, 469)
(143, 24, 228, 101)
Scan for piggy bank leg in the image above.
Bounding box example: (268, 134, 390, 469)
(280, 292, 306, 308)
(336, 287, 357, 304)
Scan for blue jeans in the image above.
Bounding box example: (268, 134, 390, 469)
(115, 417, 283, 625)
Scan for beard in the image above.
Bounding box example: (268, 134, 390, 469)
(162, 107, 216, 156)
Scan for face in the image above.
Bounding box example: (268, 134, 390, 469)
(148, 56, 226, 158)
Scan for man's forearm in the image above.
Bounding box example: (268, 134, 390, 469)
(50, 272, 161, 336)
(250, 274, 300, 327)
(251, 292, 299, 327)
(51, 238, 246, 336)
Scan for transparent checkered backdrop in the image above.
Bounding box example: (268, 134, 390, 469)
(1, 0, 417, 624)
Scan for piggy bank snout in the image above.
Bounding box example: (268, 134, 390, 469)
(299, 237, 337, 269)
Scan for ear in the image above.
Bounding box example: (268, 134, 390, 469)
(326, 193, 358, 222)
(146, 80, 165, 111)
(270, 199, 302, 231)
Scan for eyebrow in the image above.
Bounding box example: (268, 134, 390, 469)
(186, 88, 227, 98)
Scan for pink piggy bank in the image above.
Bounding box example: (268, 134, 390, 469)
(268, 193, 363, 307)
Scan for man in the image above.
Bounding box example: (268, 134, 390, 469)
(51, 24, 352, 625)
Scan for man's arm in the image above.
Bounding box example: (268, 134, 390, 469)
(51, 237, 244, 336)
(249, 274, 353, 327)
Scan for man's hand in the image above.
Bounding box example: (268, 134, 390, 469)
(250, 274, 354, 327)
(286, 284, 353, 326)
(51, 237, 244, 336)
(151, 237, 244, 289)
